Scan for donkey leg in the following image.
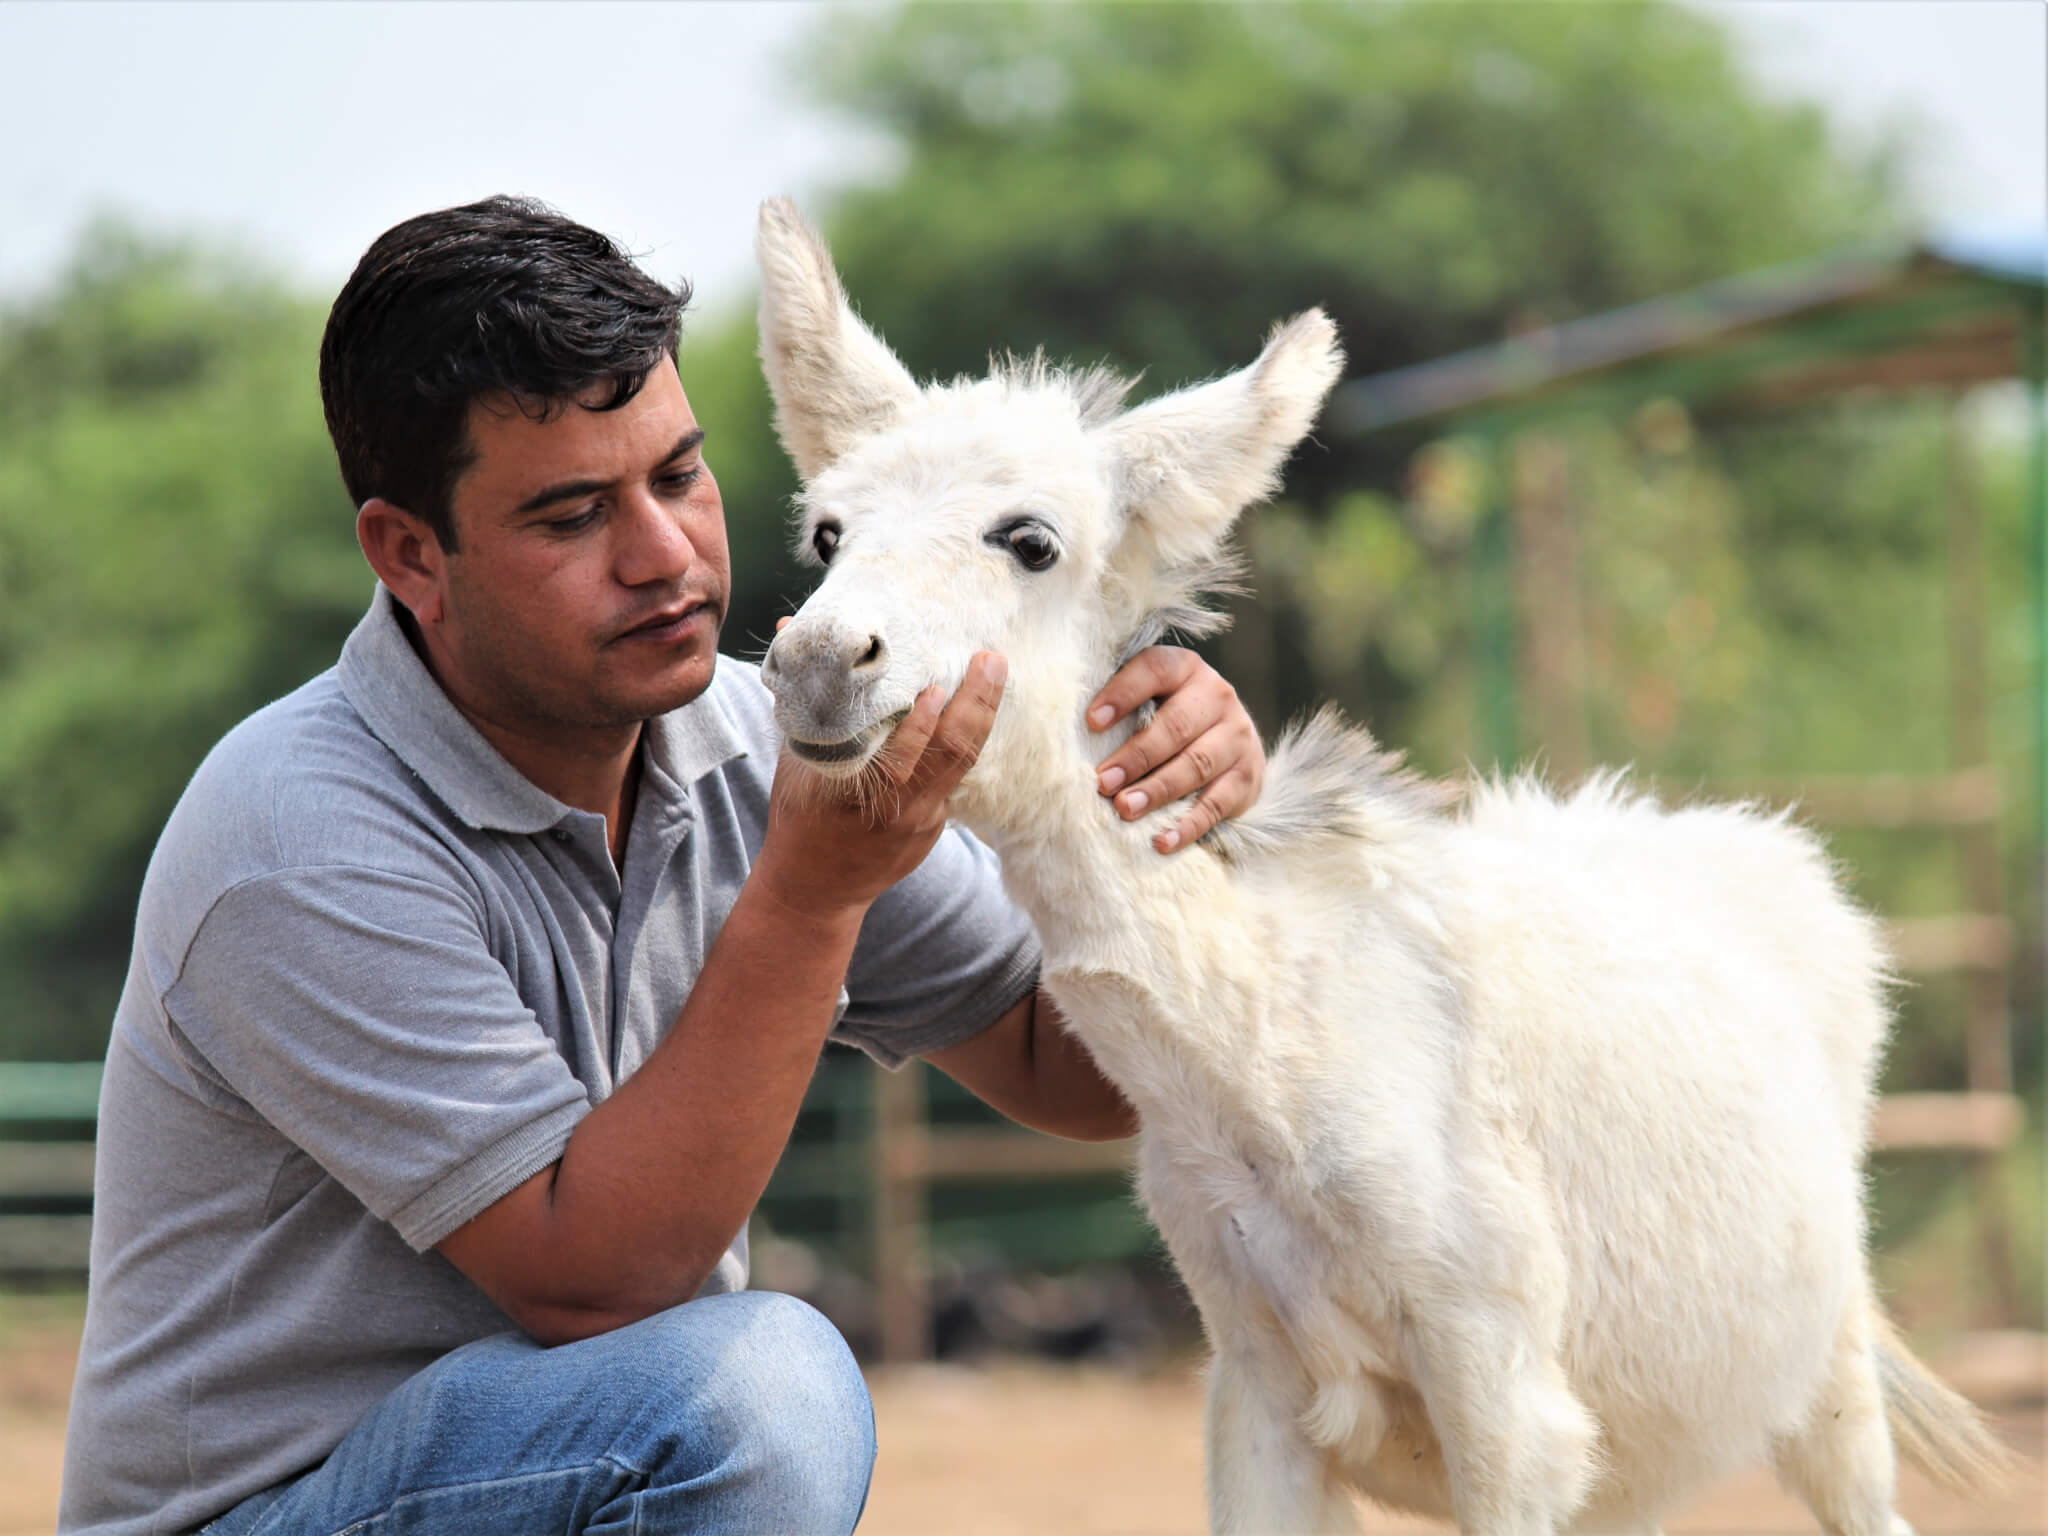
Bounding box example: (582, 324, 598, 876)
(1206, 1345, 1361, 1535)
(1405, 1308, 1599, 1536)
(1771, 1302, 1907, 1536)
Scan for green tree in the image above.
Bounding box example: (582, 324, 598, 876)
(780, 2, 2035, 1318)
(0, 228, 364, 1058)
(793, 0, 1898, 742)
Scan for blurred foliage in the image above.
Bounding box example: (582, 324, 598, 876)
(810, 0, 1894, 379)
(0, 225, 366, 1057)
(767, 0, 2036, 1302)
(780, 0, 2037, 1065)
(760, 0, 1902, 742)
(1872, 1126, 2045, 1335)
(0, 2, 2039, 1313)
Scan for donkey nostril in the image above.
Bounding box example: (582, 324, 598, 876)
(855, 634, 885, 668)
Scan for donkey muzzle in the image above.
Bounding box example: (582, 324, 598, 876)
(761, 617, 899, 762)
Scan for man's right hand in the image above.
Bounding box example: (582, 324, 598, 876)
(752, 651, 1008, 921)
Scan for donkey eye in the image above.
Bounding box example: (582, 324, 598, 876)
(993, 519, 1059, 572)
(812, 523, 841, 564)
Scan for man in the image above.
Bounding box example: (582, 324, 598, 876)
(61, 196, 1265, 1534)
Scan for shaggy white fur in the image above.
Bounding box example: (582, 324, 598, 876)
(751, 197, 2005, 1535)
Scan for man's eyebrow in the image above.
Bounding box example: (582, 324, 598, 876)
(511, 428, 707, 518)
(659, 427, 707, 467)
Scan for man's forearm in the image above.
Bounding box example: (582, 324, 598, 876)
(439, 664, 1007, 1344)
(439, 855, 868, 1344)
(926, 987, 1137, 1144)
(1020, 988, 1139, 1141)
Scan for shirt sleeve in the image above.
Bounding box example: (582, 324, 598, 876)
(830, 824, 1043, 1069)
(164, 865, 592, 1252)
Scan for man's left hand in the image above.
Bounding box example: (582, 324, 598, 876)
(1086, 647, 1263, 854)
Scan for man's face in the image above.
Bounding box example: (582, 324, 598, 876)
(430, 358, 731, 737)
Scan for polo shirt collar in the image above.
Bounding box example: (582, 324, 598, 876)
(643, 669, 753, 792)
(337, 585, 750, 834)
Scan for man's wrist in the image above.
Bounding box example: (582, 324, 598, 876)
(745, 845, 874, 933)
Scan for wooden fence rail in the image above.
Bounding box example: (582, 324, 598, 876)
(0, 1061, 101, 1276)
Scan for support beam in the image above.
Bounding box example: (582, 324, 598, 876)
(873, 1062, 930, 1362)
(1872, 1091, 2024, 1153)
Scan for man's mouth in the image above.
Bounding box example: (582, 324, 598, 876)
(612, 599, 714, 645)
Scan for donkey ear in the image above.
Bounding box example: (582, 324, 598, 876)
(1100, 310, 1343, 562)
(755, 197, 921, 481)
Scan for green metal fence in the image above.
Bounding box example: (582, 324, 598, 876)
(0, 1061, 100, 1275)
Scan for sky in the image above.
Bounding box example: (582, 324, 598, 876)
(0, 2, 878, 307)
(1712, 0, 2045, 235)
(0, 0, 2042, 317)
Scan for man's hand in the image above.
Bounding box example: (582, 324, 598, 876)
(1086, 647, 1264, 853)
(754, 652, 1008, 920)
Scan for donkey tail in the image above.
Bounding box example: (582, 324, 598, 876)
(1872, 1307, 2013, 1496)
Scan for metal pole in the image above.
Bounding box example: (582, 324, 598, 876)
(1475, 430, 1518, 771)
(1509, 430, 1590, 783)
(1943, 403, 2011, 1098)
(2030, 291, 2048, 982)
(1947, 398, 2020, 1319)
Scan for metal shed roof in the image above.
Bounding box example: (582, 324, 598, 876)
(1330, 226, 2048, 436)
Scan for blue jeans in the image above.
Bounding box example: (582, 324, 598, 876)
(199, 1291, 876, 1535)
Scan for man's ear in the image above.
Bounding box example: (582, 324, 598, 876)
(755, 196, 920, 481)
(1098, 310, 1344, 568)
(356, 498, 450, 626)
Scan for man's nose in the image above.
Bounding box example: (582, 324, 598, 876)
(614, 486, 695, 587)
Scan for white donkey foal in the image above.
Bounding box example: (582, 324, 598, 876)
(751, 199, 2004, 1534)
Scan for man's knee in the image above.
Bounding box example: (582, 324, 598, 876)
(636, 1290, 875, 1526)
(225, 1293, 873, 1536)
(665, 1290, 872, 1441)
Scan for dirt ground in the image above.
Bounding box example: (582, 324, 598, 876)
(6, 1300, 2041, 1535)
(862, 1358, 2045, 1535)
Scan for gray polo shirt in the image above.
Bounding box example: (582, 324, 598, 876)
(61, 586, 1041, 1536)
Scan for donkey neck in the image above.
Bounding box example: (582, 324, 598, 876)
(951, 677, 1233, 974)
(950, 677, 1318, 1159)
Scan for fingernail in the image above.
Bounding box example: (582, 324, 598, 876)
(1157, 828, 1181, 852)
(1098, 766, 1126, 794)
(979, 654, 1007, 686)
(1089, 703, 1115, 728)
(1121, 790, 1149, 815)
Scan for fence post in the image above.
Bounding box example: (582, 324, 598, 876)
(872, 1060, 930, 1361)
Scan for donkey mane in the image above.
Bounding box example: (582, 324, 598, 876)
(1110, 547, 1247, 665)
(984, 349, 1133, 428)
(1204, 706, 1460, 865)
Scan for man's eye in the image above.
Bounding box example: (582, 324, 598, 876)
(812, 523, 841, 564)
(546, 507, 601, 534)
(658, 467, 702, 495)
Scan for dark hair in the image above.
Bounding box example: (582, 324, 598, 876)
(319, 195, 689, 549)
